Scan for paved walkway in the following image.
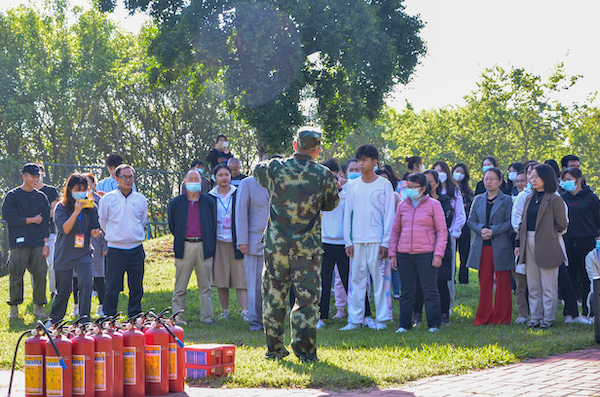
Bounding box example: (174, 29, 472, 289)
(2, 348, 599, 396)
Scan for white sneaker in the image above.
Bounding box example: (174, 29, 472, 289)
(515, 316, 528, 324)
(96, 305, 104, 317)
(375, 321, 387, 330)
(71, 304, 79, 316)
(339, 323, 360, 331)
(428, 327, 439, 333)
(362, 317, 377, 329)
(241, 310, 250, 322)
(316, 319, 325, 329)
(395, 327, 408, 333)
(566, 315, 593, 324)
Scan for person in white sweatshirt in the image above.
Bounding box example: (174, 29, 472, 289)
(341, 145, 396, 331)
(98, 164, 148, 318)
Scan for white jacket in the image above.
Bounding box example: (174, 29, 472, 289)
(99, 188, 148, 249)
(322, 188, 346, 245)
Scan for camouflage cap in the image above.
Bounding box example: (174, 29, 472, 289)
(296, 127, 322, 150)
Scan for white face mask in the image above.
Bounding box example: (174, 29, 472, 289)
(453, 171, 465, 182)
(438, 172, 447, 183)
(508, 171, 518, 182)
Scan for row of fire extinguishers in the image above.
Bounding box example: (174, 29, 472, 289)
(7, 307, 186, 397)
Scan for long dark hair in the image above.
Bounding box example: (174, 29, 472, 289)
(423, 169, 442, 198)
(60, 173, 89, 211)
(433, 160, 457, 200)
(533, 163, 558, 193)
(376, 168, 397, 191)
(383, 164, 400, 190)
(452, 162, 473, 200)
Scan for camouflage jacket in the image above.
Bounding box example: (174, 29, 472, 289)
(254, 153, 339, 256)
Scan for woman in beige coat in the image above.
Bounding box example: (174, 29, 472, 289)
(515, 164, 568, 328)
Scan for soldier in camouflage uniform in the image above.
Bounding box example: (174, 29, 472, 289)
(254, 127, 339, 363)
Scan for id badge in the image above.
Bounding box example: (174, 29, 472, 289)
(222, 214, 232, 229)
(74, 234, 85, 248)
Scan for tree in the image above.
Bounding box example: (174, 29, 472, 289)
(386, 64, 583, 182)
(97, 0, 426, 154)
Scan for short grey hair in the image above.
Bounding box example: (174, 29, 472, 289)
(227, 157, 241, 167)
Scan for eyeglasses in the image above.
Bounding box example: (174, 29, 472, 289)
(118, 175, 134, 181)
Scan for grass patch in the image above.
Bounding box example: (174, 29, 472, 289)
(0, 235, 596, 390)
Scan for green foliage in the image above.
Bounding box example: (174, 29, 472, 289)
(386, 64, 594, 184)
(97, 0, 426, 153)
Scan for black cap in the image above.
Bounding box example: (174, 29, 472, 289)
(22, 163, 40, 175)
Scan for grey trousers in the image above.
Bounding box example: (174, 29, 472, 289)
(172, 241, 214, 323)
(526, 232, 559, 324)
(245, 253, 264, 330)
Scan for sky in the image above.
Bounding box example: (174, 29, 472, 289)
(389, 0, 600, 111)
(3, 0, 600, 112)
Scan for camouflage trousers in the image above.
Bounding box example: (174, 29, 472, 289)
(262, 251, 322, 361)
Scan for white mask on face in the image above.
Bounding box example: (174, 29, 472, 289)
(438, 172, 448, 183)
(453, 171, 465, 182)
(508, 171, 518, 182)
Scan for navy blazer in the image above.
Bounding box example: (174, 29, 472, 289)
(168, 193, 216, 260)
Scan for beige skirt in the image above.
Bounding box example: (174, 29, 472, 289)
(212, 240, 247, 289)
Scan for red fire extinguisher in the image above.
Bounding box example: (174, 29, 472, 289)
(70, 327, 95, 397)
(45, 329, 72, 397)
(92, 326, 113, 397)
(144, 321, 169, 396)
(106, 321, 124, 397)
(24, 327, 47, 397)
(122, 322, 146, 397)
(165, 314, 185, 393)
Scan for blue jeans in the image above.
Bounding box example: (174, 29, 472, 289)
(397, 252, 440, 329)
(104, 245, 145, 318)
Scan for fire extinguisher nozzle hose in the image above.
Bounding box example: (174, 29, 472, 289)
(37, 320, 68, 369)
(8, 329, 35, 397)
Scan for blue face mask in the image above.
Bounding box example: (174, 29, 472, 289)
(406, 188, 422, 200)
(72, 191, 87, 200)
(527, 182, 533, 189)
(186, 182, 201, 193)
(373, 165, 379, 171)
(347, 172, 361, 180)
(198, 168, 204, 175)
(211, 174, 216, 182)
(562, 180, 577, 193)
(596, 240, 600, 251)
(482, 166, 492, 173)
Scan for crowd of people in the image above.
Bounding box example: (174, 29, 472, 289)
(3, 129, 599, 362)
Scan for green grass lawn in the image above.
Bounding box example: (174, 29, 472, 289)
(1, 235, 596, 390)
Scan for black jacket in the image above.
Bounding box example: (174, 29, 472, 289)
(438, 194, 455, 280)
(561, 185, 600, 240)
(1, 187, 51, 248)
(168, 193, 216, 259)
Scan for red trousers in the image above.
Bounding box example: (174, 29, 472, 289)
(474, 246, 513, 325)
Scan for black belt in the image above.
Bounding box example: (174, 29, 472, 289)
(185, 237, 203, 242)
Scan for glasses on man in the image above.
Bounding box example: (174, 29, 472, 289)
(118, 175, 134, 181)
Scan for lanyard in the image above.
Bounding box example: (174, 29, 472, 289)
(78, 212, 82, 233)
(217, 195, 232, 215)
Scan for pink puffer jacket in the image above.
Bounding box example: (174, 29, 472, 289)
(388, 195, 448, 258)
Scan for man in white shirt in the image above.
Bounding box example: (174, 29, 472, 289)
(99, 164, 148, 318)
(341, 145, 396, 331)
